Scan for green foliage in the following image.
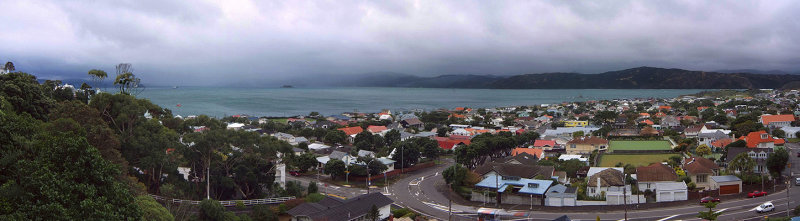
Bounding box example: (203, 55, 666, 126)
(324, 159, 347, 180)
(285, 181, 305, 198)
(307, 181, 318, 194)
(324, 130, 347, 144)
(725, 140, 747, 148)
(392, 139, 422, 168)
(766, 147, 789, 177)
(392, 208, 416, 219)
(0, 72, 54, 120)
(695, 144, 711, 157)
(305, 193, 325, 203)
(236, 201, 246, 210)
(794, 204, 800, 216)
(199, 199, 228, 221)
(366, 205, 380, 221)
(251, 204, 278, 221)
(697, 202, 722, 220)
(443, 164, 468, 186)
(295, 152, 318, 173)
(136, 195, 174, 221)
(558, 159, 586, 178)
(772, 129, 786, 138)
(728, 152, 756, 174)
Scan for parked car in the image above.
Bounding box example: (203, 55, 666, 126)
(289, 171, 301, 176)
(755, 202, 774, 213)
(796, 177, 800, 186)
(748, 190, 767, 198)
(700, 196, 721, 203)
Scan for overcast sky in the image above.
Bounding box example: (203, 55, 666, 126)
(1, 0, 799, 85)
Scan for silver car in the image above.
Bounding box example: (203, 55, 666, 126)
(796, 177, 800, 186)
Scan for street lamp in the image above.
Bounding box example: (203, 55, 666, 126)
(366, 158, 376, 194)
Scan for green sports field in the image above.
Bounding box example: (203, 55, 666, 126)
(598, 153, 680, 167)
(609, 140, 672, 152)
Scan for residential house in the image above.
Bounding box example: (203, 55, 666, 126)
(654, 182, 688, 202)
(500, 152, 540, 166)
(565, 136, 608, 155)
(636, 163, 678, 191)
(587, 168, 625, 197)
(511, 148, 544, 159)
(782, 127, 800, 138)
(287, 192, 393, 221)
(474, 174, 554, 205)
(400, 118, 424, 130)
(661, 116, 680, 128)
(434, 136, 471, 150)
(725, 147, 773, 174)
(697, 131, 730, 149)
(760, 114, 795, 128)
(532, 140, 557, 150)
(366, 125, 389, 136)
(337, 126, 363, 143)
(682, 157, 719, 190)
(737, 131, 785, 149)
(307, 143, 330, 151)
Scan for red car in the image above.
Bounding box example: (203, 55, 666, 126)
(289, 171, 301, 176)
(700, 196, 720, 203)
(748, 191, 767, 198)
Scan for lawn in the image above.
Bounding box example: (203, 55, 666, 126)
(598, 153, 681, 167)
(609, 140, 672, 152)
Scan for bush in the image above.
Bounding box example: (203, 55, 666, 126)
(236, 201, 246, 210)
(305, 193, 325, 203)
(392, 208, 412, 218)
(251, 205, 278, 221)
(687, 182, 696, 190)
(199, 199, 227, 221)
(308, 181, 318, 194)
(794, 204, 800, 216)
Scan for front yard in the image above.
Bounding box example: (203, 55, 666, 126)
(598, 153, 681, 167)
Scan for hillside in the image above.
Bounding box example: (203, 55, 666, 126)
(345, 67, 800, 89)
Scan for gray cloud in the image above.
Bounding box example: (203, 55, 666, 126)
(1, 0, 799, 85)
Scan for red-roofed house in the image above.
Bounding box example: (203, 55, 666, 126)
(338, 126, 364, 143)
(711, 138, 733, 149)
(533, 140, 556, 149)
(737, 131, 785, 149)
(511, 148, 544, 159)
(366, 125, 388, 135)
(639, 119, 654, 125)
(760, 114, 795, 128)
(697, 106, 709, 111)
(435, 136, 471, 150)
(659, 106, 672, 111)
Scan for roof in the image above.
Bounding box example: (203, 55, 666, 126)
(366, 125, 387, 133)
(505, 152, 540, 165)
(725, 147, 773, 163)
(435, 136, 471, 150)
(682, 157, 719, 174)
(711, 138, 733, 148)
(533, 140, 556, 147)
(545, 184, 577, 197)
(567, 136, 608, 145)
(338, 126, 364, 136)
(511, 148, 544, 158)
(710, 175, 742, 183)
(474, 162, 554, 179)
(761, 114, 795, 125)
(587, 168, 625, 187)
(401, 118, 423, 126)
(587, 167, 623, 178)
(636, 163, 678, 182)
(475, 174, 554, 195)
(738, 131, 785, 148)
(287, 192, 393, 221)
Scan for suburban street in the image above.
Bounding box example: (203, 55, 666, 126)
(286, 131, 800, 220)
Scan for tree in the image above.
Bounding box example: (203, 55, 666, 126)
(443, 164, 468, 186)
(88, 69, 108, 88)
(726, 140, 747, 148)
(324, 130, 346, 144)
(384, 129, 401, 146)
(113, 63, 143, 95)
(324, 159, 346, 180)
(295, 152, 318, 173)
(572, 130, 585, 138)
(697, 202, 722, 220)
(695, 144, 712, 157)
(766, 147, 789, 177)
(3, 61, 14, 72)
(307, 181, 318, 194)
(0, 72, 55, 120)
(366, 205, 380, 221)
(728, 152, 756, 174)
(771, 129, 786, 138)
(559, 159, 586, 177)
(135, 195, 174, 221)
(198, 199, 227, 221)
(251, 204, 278, 221)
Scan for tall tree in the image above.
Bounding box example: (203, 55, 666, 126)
(0, 72, 55, 120)
(695, 144, 712, 157)
(697, 202, 722, 220)
(766, 147, 789, 178)
(3, 61, 14, 72)
(324, 159, 347, 180)
(87, 69, 108, 89)
(727, 152, 756, 174)
(113, 63, 143, 95)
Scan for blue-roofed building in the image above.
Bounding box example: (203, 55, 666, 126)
(474, 174, 553, 205)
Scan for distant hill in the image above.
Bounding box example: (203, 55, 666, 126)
(341, 67, 800, 89)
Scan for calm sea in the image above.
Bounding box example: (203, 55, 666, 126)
(137, 87, 706, 117)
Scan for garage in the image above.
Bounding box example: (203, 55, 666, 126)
(710, 175, 742, 195)
(719, 184, 740, 195)
(655, 182, 688, 202)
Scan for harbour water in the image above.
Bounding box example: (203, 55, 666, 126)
(138, 87, 708, 117)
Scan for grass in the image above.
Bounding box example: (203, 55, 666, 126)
(598, 153, 681, 167)
(270, 118, 289, 124)
(609, 140, 672, 152)
(787, 138, 800, 143)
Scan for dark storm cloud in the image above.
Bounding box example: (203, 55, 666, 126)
(1, 0, 799, 85)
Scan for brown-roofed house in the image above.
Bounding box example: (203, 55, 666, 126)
(587, 168, 624, 197)
(636, 163, 678, 191)
(566, 136, 608, 155)
(682, 157, 719, 190)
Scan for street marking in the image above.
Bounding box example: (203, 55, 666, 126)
(717, 208, 728, 213)
(657, 215, 678, 221)
(422, 202, 463, 213)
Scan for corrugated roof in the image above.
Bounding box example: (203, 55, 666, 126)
(710, 175, 741, 183)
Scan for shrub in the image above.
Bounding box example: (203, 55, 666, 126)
(251, 204, 278, 221)
(236, 201, 246, 210)
(687, 182, 696, 190)
(305, 193, 325, 203)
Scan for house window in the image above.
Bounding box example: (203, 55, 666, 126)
(590, 188, 595, 193)
(758, 153, 767, 158)
(697, 175, 707, 183)
(571, 144, 576, 149)
(748, 152, 756, 158)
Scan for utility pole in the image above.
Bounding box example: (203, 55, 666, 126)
(207, 156, 211, 199)
(623, 173, 628, 221)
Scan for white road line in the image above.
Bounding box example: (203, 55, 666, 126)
(717, 208, 729, 213)
(656, 215, 678, 221)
